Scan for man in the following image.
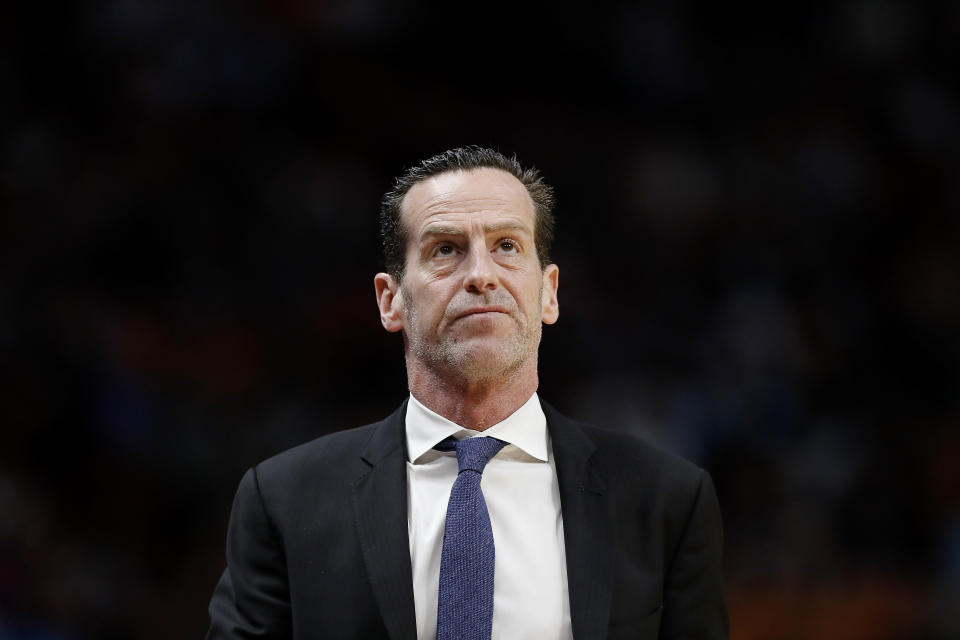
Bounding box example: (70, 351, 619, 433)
(206, 147, 728, 639)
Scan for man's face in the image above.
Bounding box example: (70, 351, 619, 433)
(376, 167, 559, 384)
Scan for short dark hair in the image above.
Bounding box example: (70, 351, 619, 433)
(379, 146, 556, 280)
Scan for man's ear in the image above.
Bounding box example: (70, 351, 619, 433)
(374, 272, 404, 333)
(541, 263, 559, 325)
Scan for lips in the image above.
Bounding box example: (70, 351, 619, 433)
(455, 306, 510, 320)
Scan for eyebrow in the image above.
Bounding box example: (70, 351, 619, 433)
(418, 222, 531, 242)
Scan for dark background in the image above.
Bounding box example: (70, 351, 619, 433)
(2, 1, 959, 638)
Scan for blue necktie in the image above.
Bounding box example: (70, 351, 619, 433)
(434, 436, 507, 640)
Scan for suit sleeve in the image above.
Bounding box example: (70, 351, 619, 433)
(207, 467, 292, 640)
(659, 469, 729, 640)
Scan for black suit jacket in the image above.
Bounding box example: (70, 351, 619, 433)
(207, 400, 728, 639)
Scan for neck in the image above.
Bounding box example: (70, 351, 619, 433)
(406, 357, 539, 431)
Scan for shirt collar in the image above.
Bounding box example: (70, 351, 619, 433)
(405, 392, 549, 464)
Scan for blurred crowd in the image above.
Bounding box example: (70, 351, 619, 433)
(2, 1, 958, 638)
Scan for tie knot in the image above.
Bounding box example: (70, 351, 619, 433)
(435, 436, 506, 474)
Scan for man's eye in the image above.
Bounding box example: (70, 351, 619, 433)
(434, 244, 455, 256)
(498, 241, 517, 253)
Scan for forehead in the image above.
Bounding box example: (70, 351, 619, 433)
(400, 167, 535, 235)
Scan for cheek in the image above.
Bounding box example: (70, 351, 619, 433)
(415, 285, 456, 322)
(508, 284, 541, 319)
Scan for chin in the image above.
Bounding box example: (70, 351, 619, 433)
(447, 345, 531, 381)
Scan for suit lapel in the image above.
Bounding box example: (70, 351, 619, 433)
(351, 401, 418, 640)
(544, 401, 615, 640)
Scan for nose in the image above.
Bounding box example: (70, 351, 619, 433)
(462, 245, 498, 293)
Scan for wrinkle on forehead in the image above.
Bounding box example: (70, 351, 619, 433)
(400, 168, 535, 228)
(416, 195, 519, 218)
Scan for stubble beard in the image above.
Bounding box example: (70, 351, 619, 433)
(402, 290, 543, 388)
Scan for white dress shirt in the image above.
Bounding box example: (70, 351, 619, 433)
(405, 392, 573, 640)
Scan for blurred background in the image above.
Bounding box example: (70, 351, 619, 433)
(2, 0, 959, 638)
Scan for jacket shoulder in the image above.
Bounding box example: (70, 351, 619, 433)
(544, 400, 708, 494)
(585, 422, 704, 481)
(254, 423, 376, 478)
(252, 402, 406, 492)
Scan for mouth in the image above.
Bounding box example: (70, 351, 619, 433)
(455, 306, 510, 320)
